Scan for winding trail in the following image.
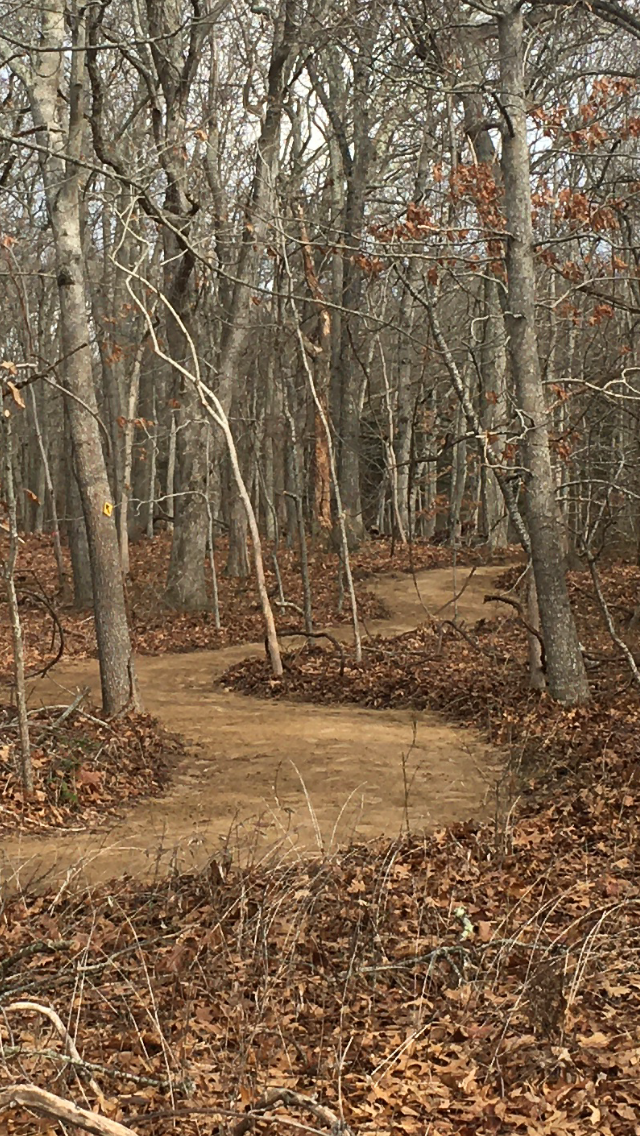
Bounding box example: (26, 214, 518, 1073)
(1, 564, 509, 891)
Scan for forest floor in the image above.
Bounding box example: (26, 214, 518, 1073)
(1, 556, 509, 887)
(0, 531, 512, 677)
(1, 542, 639, 1135)
(224, 562, 640, 802)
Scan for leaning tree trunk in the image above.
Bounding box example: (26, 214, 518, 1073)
(498, 5, 589, 704)
(1, 410, 34, 794)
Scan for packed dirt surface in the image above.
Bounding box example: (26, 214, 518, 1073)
(1, 564, 510, 891)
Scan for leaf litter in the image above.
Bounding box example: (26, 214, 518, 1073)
(0, 706, 186, 833)
(0, 549, 639, 1133)
(0, 533, 507, 679)
(0, 802, 638, 1135)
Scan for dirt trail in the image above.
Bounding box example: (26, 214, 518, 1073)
(1, 564, 509, 891)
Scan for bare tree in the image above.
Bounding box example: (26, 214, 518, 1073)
(497, 3, 589, 704)
(1, 3, 139, 715)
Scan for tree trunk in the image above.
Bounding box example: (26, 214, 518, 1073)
(2, 412, 33, 794)
(449, 401, 467, 544)
(117, 342, 144, 577)
(224, 493, 250, 578)
(165, 378, 209, 608)
(498, 5, 589, 705)
(214, 0, 299, 572)
(26, 0, 138, 714)
(462, 53, 510, 551)
(29, 384, 67, 595)
(480, 276, 509, 549)
(67, 492, 93, 610)
(55, 195, 139, 712)
(162, 227, 208, 608)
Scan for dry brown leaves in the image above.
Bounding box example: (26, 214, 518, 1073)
(0, 791, 638, 1136)
(0, 708, 184, 832)
(1, 554, 639, 1134)
(0, 534, 395, 678)
(223, 562, 640, 792)
(0, 533, 517, 681)
(350, 537, 515, 580)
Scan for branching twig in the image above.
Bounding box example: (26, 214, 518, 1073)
(18, 588, 65, 679)
(584, 552, 640, 690)
(484, 592, 546, 673)
(232, 1087, 354, 1136)
(275, 630, 346, 677)
(3, 1001, 102, 1096)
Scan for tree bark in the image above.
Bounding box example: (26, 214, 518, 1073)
(26, 0, 138, 714)
(498, 5, 589, 704)
(480, 275, 510, 549)
(1, 411, 33, 794)
(462, 55, 510, 550)
(66, 437, 94, 611)
(139, 0, 210, 610)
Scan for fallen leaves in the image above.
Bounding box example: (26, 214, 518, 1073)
(0, 706, 185, 832)
(1, 547, 639, 1133)
(0, 533, 395, 679)
(1, 800, 638, 1135)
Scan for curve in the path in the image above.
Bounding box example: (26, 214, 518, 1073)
(1, 564, 508, 891)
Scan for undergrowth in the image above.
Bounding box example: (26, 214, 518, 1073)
(1, 776, 638, 1135)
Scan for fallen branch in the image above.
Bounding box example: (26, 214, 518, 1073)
(274, 630, 346, 677)
(0, 940, 71, 982)
(51, 686, 90, 728)
(232, 1087, 354, 1136)
(1, 1047, 170, 1090)
(0, 1084, 136, 1136)
(3, 1000, 102, 1096)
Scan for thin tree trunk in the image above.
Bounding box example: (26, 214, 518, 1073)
(283, 376, 314, 636)
(462, 42, 510, 551)
(283, 259, 362, 662)
(117, 342, 144, 577)
(1, 412, 33, 794)
(29, 385, 67, 594)
(297, 206, 335, 540)
(449, 401, 467, 544)
(145, 388, 158, 540)
(125, 268, 283, 676)
(65, 410, 93, 610)
(204, 425, 221, 629)
(166, 409, 176, 520)
(480, 276, 509, 549)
